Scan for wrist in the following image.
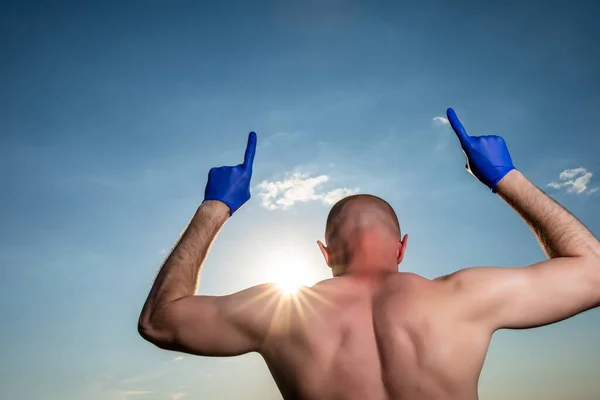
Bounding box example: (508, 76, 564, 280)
(490, 166, 517, 193)
(200, 200, 231, 220)
(494, 169, 525, 196)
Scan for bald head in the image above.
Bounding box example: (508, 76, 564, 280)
(326, 194, 400, 241)
(323, 194, 401, 271)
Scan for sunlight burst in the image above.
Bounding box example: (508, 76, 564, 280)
(275, 273, 305, 294)
(266, 253, 316, 295)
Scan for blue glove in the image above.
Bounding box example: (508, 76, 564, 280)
(446, 108, 515, 192)
(204, 132, 257, 215)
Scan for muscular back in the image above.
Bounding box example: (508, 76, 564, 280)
(140, 118, 600, 400)
(260, 272, 492, 400)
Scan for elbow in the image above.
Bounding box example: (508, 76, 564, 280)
(137, 320, 156, 342)
(138, 299, 191, 350)
(137, 312, 177, 350)
(138, 321, 176, 350)
(581, 253, 600, 307)
(593, 256, 600, 306)
(138, 302, 172, 345)
(137, 309, 155, 341)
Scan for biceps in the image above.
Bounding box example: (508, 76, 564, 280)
(157, 296, 259, 357)
(459, 258, 600, 330)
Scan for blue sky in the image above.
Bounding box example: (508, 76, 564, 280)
(1, 0, 599, 399)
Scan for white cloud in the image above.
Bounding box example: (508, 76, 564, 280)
(432, 116, 449, 126)
(321, 188, 356, 205)
(163, 355, 185, 365)
(547, 167, 597, 194)
(169, 393, 187, 400)
(118, 369, 168, 386)
(256, 172, 359, 210)
(124, 391, 153, 396)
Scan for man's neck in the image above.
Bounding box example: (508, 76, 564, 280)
(337, 260, 399, 279)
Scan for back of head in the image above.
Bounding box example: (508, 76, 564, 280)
(323, 194, 402, 275)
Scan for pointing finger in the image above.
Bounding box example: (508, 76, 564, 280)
(446, 108, 471, 146)
(243, 131, 257, 169)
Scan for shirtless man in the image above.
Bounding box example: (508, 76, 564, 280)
(138, 109, 600, 400)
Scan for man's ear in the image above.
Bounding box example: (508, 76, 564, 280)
(396, 234, 408, 264)
(317, 240, 331, 268)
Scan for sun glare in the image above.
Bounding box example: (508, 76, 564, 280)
(276, 274, 304, 294)
(266, 254, 316, 295)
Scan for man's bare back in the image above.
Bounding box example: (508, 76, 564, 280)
(138, 112, 600, 399)
(261, 273, 487, 400)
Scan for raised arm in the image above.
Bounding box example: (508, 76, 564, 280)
(442, 109, 600, 331)
(140, 275, 279, 356)
(138, 132, 278, 356)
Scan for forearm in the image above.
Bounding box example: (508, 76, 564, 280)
(496, 170, 599, 259)
(139, 200, 230, 326)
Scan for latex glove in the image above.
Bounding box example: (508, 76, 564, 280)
(204, 132, 257, 215)
(446, 108, 515, 192)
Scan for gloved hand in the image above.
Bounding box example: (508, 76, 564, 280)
(204, 132, 257, 215)
(447, 108, 515, 192)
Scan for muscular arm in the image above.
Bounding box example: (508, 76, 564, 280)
(451, 170, 600, 330)
(138, 132, 280, 356)
(139, 200, 229, 313)
(442, 109, 600, 330)
(498, 170, 599, 259)
(138, 200, 277, 356)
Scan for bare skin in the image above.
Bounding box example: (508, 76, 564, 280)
(139, 170, 600, 400)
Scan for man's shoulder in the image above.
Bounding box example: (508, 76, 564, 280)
(309, 277, 355, 296)
(385, 271, 431, 286)
(380, 272, 461, 302)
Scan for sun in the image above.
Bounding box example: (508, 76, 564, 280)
(265, 253, 317, 295)
(270, 265, 311, 295)
(275, 274, 305, 294)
